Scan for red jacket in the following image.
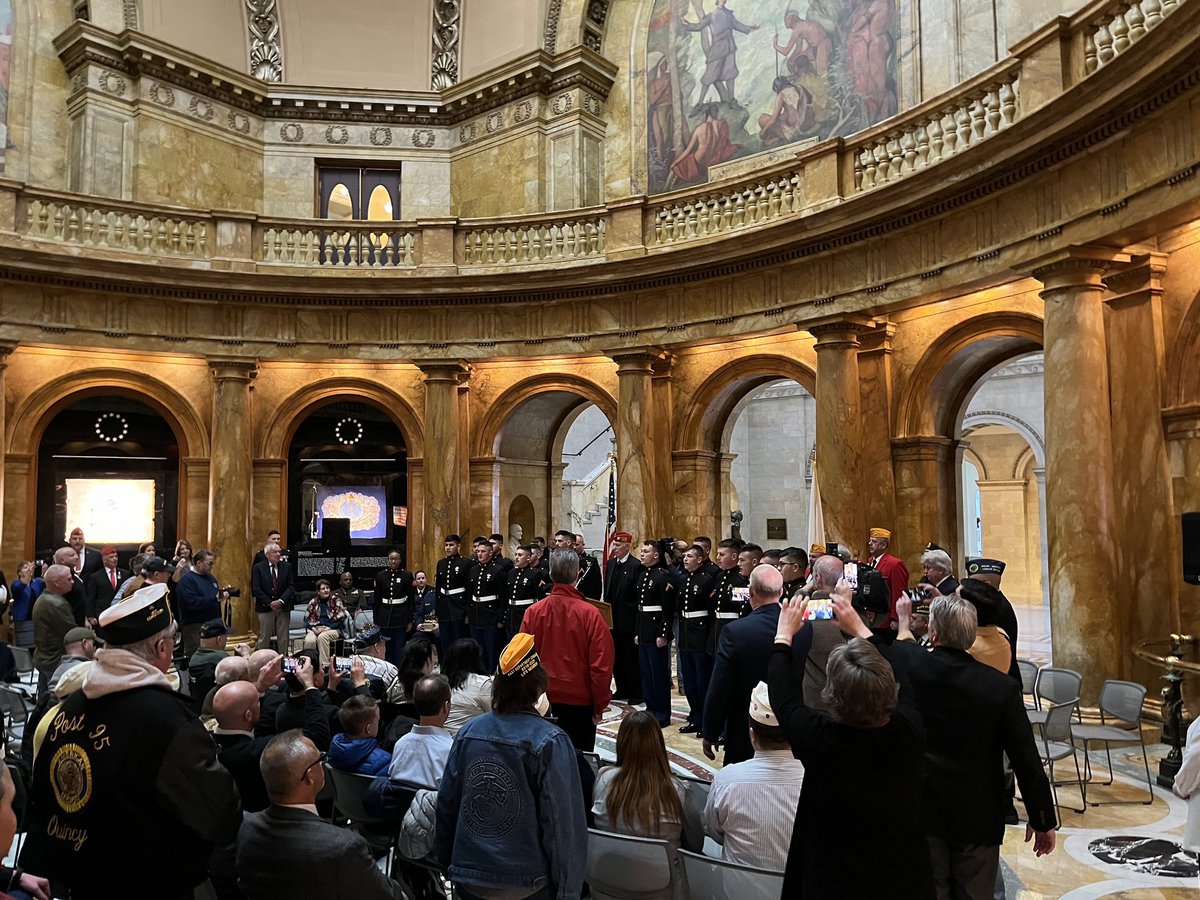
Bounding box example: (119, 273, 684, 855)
(520, 583, 614, 715)
(869, 552, 911, 626)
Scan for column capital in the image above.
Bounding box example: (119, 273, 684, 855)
(857, 321, 897, 355)
(608, 347, 667, 374)
(1102, 251, 1168, 305)
(418, 359, 472, 384)
(807, 315, 874, 349)
(1023, 245, 1131, 290)
(0, 340, 19, 365)
(890, 435, 954, 462)
(207, 356, 258, 383)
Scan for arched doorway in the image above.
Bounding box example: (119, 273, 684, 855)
(957, 352, 1050, 662)
(287, 399, 408, 584)
(35, 394, 181, 562)
(726, 379, 816, 546)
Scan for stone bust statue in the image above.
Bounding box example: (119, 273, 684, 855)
(730, 509, 743, 541)
(507, 523, 524, 558)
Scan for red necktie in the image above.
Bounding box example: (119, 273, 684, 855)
(110, 568, 117, 589)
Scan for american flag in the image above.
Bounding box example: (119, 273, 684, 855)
(603, 457, 616, 565)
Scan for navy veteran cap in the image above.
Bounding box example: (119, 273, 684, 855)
(354, 625, 388, 649)
(97, 583, 172, 645)
(142, 556, 176, 574)
(966, 558, 1006, 576)
(199, 619, 228, 639)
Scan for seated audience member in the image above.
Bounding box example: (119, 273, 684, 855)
(592, 709, 701, 863)
(704, 682, 804, 870)
(213, 655, 325, 813)
(443, 637, 493, 735)
(303, 578, 347, 667)
(189, 618, 234, 703)
(769, 585, 933, 898)
(353, 626, 405, 704)
(236, 730, 405, 899)
(48, 626, 97, 694)
(1174, 715, 1200, 851)
(275, 650, 370, 747)
(436, 634, 586, 899)
(956, 579, 1013, 674)
(388, 674, 454, 789)
(398, 637, 439, 702)
(331, 696, 391, 776)
(202, 654, 252, 721)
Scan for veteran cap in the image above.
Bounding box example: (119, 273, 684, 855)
(100, 546, 117, 556)
(925, 542, 944, 553)
(810, 543, 826, 557)
(354, 625, 388, 649)
(749, 681, 778, 727)
(909, 589, 931, 617)
(199, 619, 228, 639)
(97, 583, 172, 644)
(610, 531, 633, 544)
(142, 556, 176, 574)
(965, 557, 1006, 576)
(63, 626, 96, 648)
(498, 632, 540, 677)
(869, 528, 891, 540)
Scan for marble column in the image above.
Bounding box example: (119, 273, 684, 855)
(1164, 409, 1200, 640)
(548, 462, 568, 538)
(250, 459, 285, 550)
(468, 457, 500, 540)
(891, 436, 956, 573)
(672, 450, 723, 542)
(0, 342, 17, 570)
(182, 458, 211, 549)
(1033, 251, 1126, 694)
(419, 361, 470, 575)
(610, 350, 663, 541)
(859, 324, 898, 536)
(811, 321, 869, 554)
(650, 356, 676, 537)
(207, 358, 257, 636)
(1103, 253, 1180, 685)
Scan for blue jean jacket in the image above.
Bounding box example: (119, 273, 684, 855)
(435, 711, 586, 898)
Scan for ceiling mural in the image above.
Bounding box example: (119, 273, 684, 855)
(646, 0, 899, 193)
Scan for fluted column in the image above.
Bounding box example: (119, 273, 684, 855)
(610, 350, 663, 541)
(1033, 250, 1127, 693)
(207, 358, 257, 635)
(419, 361, 470, 573)
(0, 341, 19, 572)
(1103, 253, 1179, 684)
(811, 320, 870, 553)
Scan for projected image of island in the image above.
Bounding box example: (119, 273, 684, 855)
(315, 486, 388, 540)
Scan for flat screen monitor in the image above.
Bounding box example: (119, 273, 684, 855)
(64, 478, 156, 544)
(314, 485, 388, 540)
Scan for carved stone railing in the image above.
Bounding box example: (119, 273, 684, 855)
(648, 167, 804, 246)
(256, 220, 418, 267)
(21, 193, 212, 258)
(1085, 0, 1180, 73)
(852, 63, 1021, 192)
(459, 212, 606, 265)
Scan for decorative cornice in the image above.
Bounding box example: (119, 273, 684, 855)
(431, 0, 461, 90)
(246, 0, 283, 83)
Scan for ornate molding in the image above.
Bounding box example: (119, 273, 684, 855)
(246, 0, 283, 83)
(123, 0, 138, 29)
(543, 0, 563, 52)
(431, 0, 461, 90)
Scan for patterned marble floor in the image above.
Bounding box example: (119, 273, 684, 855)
(596, 691, 1199, 898)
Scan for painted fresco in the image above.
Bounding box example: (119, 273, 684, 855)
(646, 0, 898, 193)
(0, 0, 11, 172)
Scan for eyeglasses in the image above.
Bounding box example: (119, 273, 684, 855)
(301, 751, 327, 781)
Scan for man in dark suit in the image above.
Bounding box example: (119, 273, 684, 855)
(890, 593, 1057, 897)
(235, 730, 404, 899)
(603, 531, 642, 702)
(920, 545, 960, 596)
(83, 546, 128, 624)
(574, 533, 603, 600)
(251, 529, 290, 569)
(53, 546, 87, 625)
(251, 542, 296, 651)
(702, 564, 811, 766)
(67, 527, 103, 577)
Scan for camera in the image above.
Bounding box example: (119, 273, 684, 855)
(222, 585, 241, 598)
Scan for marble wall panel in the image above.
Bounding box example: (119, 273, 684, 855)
(460, 0, 543, 80)
(452, 131, 544, 217)
(140, 0, 249, 74)
(262, 153, 318, 218)
(401, 159, 451, 219)
(135, 117, 264, 212)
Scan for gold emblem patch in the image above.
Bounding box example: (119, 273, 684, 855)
(50, 743, 92, 814)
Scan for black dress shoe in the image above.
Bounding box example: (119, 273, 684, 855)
(679, 723, 700, 734)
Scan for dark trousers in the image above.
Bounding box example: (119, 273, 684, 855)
(927, 835, 1001, 900)
(612, 629, 641, 702)
(638, 641, 672, 726)
(551, 701, 597, 752)
(379, 627, 407, 666)
(438, 618, 465, 660)
(679, 649, 714, 728)
(471, 624, 505, 673)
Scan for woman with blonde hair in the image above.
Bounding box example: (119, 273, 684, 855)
(592, 709, 701, 862)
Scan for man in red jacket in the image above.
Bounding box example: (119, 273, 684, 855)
(521, 548, 615, 751)
(866, 527, 909, 628)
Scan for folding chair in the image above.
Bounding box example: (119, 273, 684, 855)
(1071, 679, 1154, 806)
(326, 765, 398, 874)
(0, 687, 34, 758)
(585, 828, 674, 900)
(679, 848, 785, 900)
(288, 608, 308, 654)
(1016, 659, 1039, 710)
(1037, 699, 1086, 817)
(8, 646, 37, 697)
(1028, 667, 1082, 725)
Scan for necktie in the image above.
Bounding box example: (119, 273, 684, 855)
(271, 566, 278, 592)
(109, 568, 117, 589)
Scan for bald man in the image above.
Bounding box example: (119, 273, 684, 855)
(213, 656, 326, 813)
(702, 564, 812, 766)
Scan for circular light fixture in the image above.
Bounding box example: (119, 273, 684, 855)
(94, 412, 129, 443)
(335, 417, 363, 445)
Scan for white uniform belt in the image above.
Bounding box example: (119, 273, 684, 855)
(441, 587, 465, 595)
(473, 594, 499, 603)
(716, 611, 740, 619)
(511, 599, 536, 606)
(380, 596, 408, 604)
(639, 605, 663, 613)
(682, 610, 709, 619)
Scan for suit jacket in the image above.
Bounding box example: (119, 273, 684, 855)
(77, 547, 103, 578)
(576, 553, 602, 601)
(236, 805, 405, 899)
(702, 603, 812, 765)
(84, 566, 129, 620)
(889, 642, 1057, 845)
(603, 555, 640, 633)
(251, 560, 296, 613)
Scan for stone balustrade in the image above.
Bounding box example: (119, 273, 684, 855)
(1085, 0, 1179, 73)
(852, 66, 1021, 192)
(648, 169, 804, 246)
(460, 214, 607, 265)
(257, 221, 418, 267)
(21, 194, 212, 258)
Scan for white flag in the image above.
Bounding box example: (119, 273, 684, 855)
(807, 458, 826, 551)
